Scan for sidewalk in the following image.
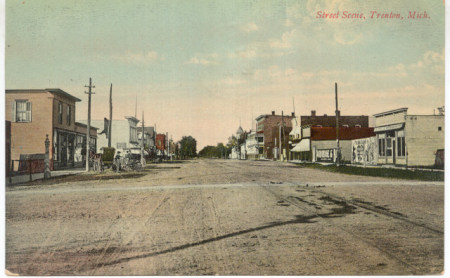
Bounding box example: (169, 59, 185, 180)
(289, 160, 444, 172)
(6, 168, 86, 186)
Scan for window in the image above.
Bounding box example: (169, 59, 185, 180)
(397, 137, 405, 156)
(66, 105, 71, 126)
(129, 126, 138, 143)
(397, 130, 406, 157)
(378, 138, 385, 156)
(438, 126, 442, 131)
(58, 102, 63, 124)
(13, 100, 32, 122)
(386, 138, 392, 157)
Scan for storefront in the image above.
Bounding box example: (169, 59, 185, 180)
(374, 123, 406, 166)
(53, 128, 97, 169)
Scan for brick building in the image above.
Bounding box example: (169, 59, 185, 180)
(155, 133, 166, 153)
(300, 110, 369, 127)
(256, 111, 295, 159)
(6, 89, 97, 170)
(291, 126, 375, 162)
(271, 125, 292, 160)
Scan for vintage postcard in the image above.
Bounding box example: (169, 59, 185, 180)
(3, 0, 445, 275)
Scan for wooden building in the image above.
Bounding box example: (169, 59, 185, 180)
(373, 108, 444, 167)
(5, 89, 97, 170)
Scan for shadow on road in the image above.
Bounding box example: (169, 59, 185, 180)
(84, 207, 354, 271)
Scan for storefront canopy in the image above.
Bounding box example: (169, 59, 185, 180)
(291, 139, 310, 152)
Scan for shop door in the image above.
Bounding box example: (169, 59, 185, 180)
(68, 134, 75, 167)
(60, 134, 67, 167)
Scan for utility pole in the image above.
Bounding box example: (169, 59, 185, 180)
(166, 132, 169, 160)
(134, 95, 137, 118)
(256, 122, 259, 160)
(85, 78, 95, 172)
(108, 83, 112, 148)
(282, 111, 286, 161)
(335, 82, 340, 166)
(141, 111, 145, 166)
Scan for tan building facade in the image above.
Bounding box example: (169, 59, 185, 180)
(6, 89, 97, 170)
(373, 108, 444, 167)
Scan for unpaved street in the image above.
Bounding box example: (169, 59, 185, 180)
(5, 159, 444, 275)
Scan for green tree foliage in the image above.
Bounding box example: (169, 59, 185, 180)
(198, 143, 231, 159)
(178, 136, 197, 159)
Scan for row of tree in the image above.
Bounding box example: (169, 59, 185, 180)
(198, 143, 231, 159)
(177, 136, 197, 159)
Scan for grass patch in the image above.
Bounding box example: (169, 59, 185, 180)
(296, 163, 444, 181)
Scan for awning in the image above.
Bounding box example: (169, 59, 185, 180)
(291, 139, 310, 152)
(374, 123, 404, 133)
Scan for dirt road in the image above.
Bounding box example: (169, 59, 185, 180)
(5, 159, 444, 275)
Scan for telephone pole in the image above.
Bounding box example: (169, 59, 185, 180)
(141, 111, 145, 166)
(335, 82, 340, 166)
(108, 83, 112, 148)
(85, 78, 95, 172)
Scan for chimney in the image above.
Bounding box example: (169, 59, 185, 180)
(311, 110, 316, 117)
(291, 112, 295, 117)
(272, 111, 275, 116)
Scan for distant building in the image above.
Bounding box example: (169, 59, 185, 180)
(84, 116, 140, 152)
(300, 110, 369, 127)
(291, 126, 375, 162)
(138, 126, 156, 149)
(271, 125, 292, 161)
(373, 108, 444, 167)
(256, 111, 295, 159)
(245, 130, 263, 160)
(290, 110, 370, 161)
(6, 89, 97, 170)
(156, 133, 166, 154)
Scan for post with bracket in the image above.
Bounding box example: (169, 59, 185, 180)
(44, 134, 51, 179)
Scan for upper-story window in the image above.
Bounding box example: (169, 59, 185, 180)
(13, 100, 32, 122)
(66, 105, 71, 126)
(58, 102, 63, 124)
(129, 126, 138, 143)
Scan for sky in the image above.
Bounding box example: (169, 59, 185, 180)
(4, 0, 445, 149)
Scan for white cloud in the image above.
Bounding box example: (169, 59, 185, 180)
(186, 55, 218, 66)
(228, 47, 258, 59)
(242, 22, 259, 32)
(269, 29, 296, 49)
(333, 31, 363, 45)
(410, 49, 444, 73)
(112, 51, 160, 64)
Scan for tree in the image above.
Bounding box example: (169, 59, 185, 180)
(178, 136, 197, 159)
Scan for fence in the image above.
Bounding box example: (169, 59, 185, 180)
(8, 158, 45, 184)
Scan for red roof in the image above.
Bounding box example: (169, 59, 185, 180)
(311, 127, 374, 140)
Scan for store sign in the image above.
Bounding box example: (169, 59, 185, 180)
(316, 149, 334, 162)
(374, 123, 404, 133)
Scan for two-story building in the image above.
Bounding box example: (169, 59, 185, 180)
(6, 89, 98, 170)
(256, 111, 295, 159)
(87, 117, 142, 153)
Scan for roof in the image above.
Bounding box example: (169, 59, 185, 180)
(125, 116, 139, 123)
(6, 89, 81, 102)
(373, 107, 408, 117)
(236, 126, 244, 134)
(310, 126, 375, 140)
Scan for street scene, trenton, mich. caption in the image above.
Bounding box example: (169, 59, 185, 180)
(316, 10, 430, 20)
